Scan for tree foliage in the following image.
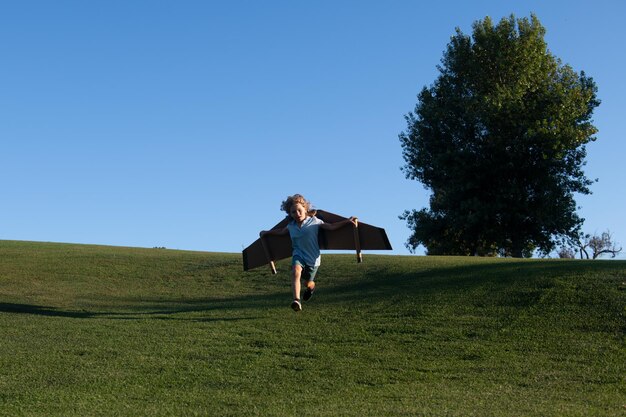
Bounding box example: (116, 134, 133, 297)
(399, 14, 600, 257)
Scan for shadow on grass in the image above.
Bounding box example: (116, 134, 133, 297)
(2, 259, 623, 320)
(0, 303, 96, 319)
(325, 259, 623, 299)
(0, 301, 260, 322)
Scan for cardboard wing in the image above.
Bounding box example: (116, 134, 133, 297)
(242, 210, 392, 273)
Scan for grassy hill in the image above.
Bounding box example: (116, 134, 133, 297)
(0, 240, 624, 416)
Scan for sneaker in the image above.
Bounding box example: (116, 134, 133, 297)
(303, 285, 316, 302)
(291, 299, 302, 312)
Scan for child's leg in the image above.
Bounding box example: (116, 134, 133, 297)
(292, 264, 303, 300)
(302, 265, 318, 302)
(304, 265, 318, 289)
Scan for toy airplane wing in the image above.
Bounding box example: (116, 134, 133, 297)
(241, 216, 293, 274)
(242, 209, 392, 274)
(315, 210, 392, 252)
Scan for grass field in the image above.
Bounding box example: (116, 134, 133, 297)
(0, 240, 624, 416)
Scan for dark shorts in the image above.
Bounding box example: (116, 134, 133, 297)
(292, 256, 319, 282)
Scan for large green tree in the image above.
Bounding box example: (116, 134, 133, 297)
(399, 14, 599, 257)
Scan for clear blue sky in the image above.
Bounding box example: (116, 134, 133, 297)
(2, 0, 625, 259)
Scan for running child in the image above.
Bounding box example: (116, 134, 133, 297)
(260, 194, 357, 312)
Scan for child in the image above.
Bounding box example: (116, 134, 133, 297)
(260, 194, 357, 312)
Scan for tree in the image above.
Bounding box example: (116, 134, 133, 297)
(399, 14, 600, 257)
(575, 230, 622, 259)
(557, 246, 575, 259)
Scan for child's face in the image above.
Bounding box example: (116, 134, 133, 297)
(290, 203, 308, 223)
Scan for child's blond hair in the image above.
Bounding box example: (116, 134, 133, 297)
(281, 194, 317, 217)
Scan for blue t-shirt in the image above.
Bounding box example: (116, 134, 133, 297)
(287, 216, 324, 267)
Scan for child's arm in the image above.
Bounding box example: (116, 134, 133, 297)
(260, 227, 289, 237)
(320, 217, 358, 231)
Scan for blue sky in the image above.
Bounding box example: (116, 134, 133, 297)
(1, 1, 625, 259)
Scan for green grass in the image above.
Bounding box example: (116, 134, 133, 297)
(0, 240, 624, 416)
